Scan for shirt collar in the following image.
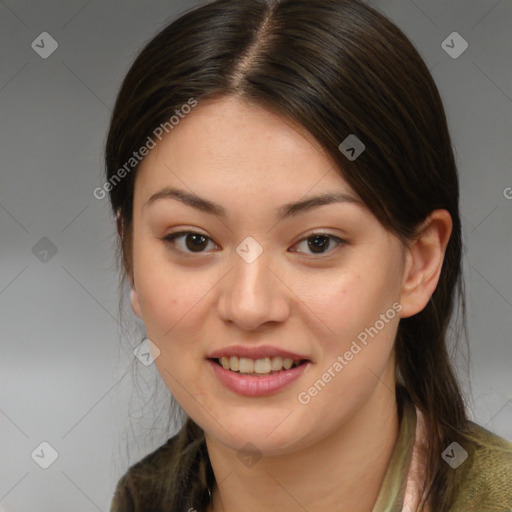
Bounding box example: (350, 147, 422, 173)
(371, 396, 417, 512)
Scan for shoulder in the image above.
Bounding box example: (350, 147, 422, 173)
(452, 422, 512, 512)
(109, 436, 178, 512)
(109, 422, 200, 512)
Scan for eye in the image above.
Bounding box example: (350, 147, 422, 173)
(290, 232, 345, 256)
(161, 231, 218, 254)
(161, 231, 345, 256)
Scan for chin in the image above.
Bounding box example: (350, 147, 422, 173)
(204, 410, 313, 455)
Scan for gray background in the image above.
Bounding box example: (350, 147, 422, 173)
(1, 0, 511, 510)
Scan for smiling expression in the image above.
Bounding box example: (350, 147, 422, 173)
(128, 95, 409, 454)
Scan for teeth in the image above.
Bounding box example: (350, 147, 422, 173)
(283, 358, 293, 370)
(218, 356, 300, 374)
(229, 356, 238, 371)
(239, 357, 254, 373)
(254, 357, 271, 373)
(271, 356, 283, 371)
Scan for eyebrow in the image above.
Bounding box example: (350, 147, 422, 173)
(143, 187, 361, 219)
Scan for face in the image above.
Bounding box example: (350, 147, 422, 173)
(129, 96, 408, 455)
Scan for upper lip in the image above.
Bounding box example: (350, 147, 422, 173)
(207, 345, 310, 361)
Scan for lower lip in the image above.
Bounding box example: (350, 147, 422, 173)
(207, 359, 310, 397)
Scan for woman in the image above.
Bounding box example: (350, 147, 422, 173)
(105, 0, 512, 510)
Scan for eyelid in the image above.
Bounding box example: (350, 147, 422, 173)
(161, 230, 346, 256)
(290, 231, 345, 256)
(161, 230, 219, 254)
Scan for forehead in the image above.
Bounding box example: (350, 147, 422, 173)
(134, 96, 357, 208)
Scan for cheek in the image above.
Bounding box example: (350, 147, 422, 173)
(134, 254, 213, 403)
(297, 258, 401, 379)
(133, 234, 202, 333)
(138, 273, 208, 343)
(132, 239, 220, 385)
(293, 269, 399, 432)
(297, 267, 391, 339)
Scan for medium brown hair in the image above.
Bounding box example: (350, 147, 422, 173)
(105, 0, 472, 509)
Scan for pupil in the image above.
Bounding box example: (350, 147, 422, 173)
(308, 235, 329, 254)
(184, 234, 330, 253)
(186, 234, 207, 252)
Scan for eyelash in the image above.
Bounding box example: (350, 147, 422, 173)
(161, 231, 345, 257)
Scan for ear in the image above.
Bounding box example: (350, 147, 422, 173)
(130, 288, 142, 319)
(399, 209, 452, 318)
(118, 210, 141, 319)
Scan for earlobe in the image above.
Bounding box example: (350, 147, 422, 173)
(130, 288, 142, 319)
(399, 210, 452, 318)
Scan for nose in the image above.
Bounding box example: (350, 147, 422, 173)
(217, 248, 290, 332)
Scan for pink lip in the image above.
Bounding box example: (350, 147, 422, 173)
(207, 359, 311, 397)
(207, 344, 310, 361)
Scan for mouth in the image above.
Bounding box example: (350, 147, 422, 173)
(209, 356, 310, 377)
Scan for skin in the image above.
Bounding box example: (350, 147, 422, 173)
(124, 96, 452, 512)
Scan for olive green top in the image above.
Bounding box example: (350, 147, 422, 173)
(371, 399, 512, 511)
(110, 398, 512, 511)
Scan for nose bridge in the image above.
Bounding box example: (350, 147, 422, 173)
(231, 242, 273, 305)
(219, 237, 288, 329)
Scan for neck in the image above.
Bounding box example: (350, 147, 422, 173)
(205, 373, 400, 512)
